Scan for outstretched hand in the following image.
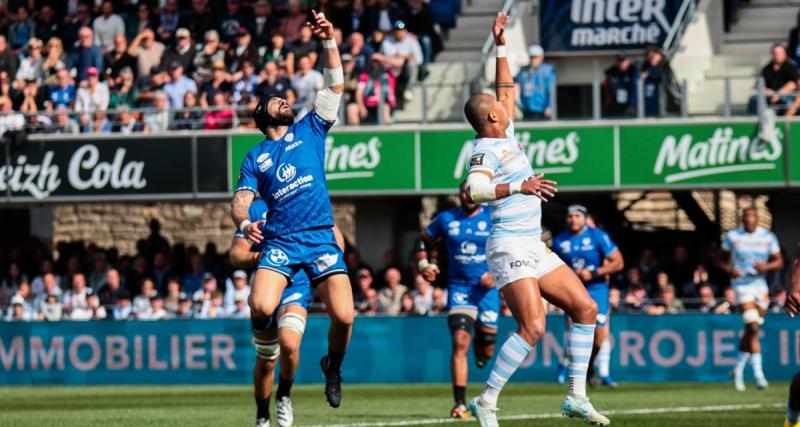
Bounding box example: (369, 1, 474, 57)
(493, 12, 510, 45)
(309, 10, 335, 41)
(520, 173, 558, 202)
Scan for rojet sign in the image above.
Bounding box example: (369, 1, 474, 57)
(419, 127, 615, 190)
(539, 0, 689, 52)
(1, 137, 225, 200)
(619, 123, 787, 187)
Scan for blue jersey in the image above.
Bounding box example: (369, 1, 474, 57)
(425, 207, 491, 286)
(552, 226, 618, 287)
(721, 226, 780, 287)
(236, 110, 335, 238)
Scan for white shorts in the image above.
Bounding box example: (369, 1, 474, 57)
(733, 281, 769, 309)
(486, 235, 564, 289)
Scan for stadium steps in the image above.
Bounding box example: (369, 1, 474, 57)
(685, 0, 798, 114)
(396, 0, 504, 120)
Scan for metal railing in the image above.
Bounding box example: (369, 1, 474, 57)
(663, 0, 698, 57)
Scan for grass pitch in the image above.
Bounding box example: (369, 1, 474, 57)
(0, 382, 786, 426)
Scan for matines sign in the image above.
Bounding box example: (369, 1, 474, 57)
(539, 0, 690, 52)
(1, 136, 229, 202)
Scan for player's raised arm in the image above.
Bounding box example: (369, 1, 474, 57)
(493, 12, 514, 118)
(310, 10, 344, 121)
(467, 171, 558, 204)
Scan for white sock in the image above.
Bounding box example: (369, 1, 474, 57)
(734, 351, 751, 377)
(750, 352, 765, 380)
(597, 339, 611, 378)
(568, 323, 596, 398)
(481, 333, 533, 406)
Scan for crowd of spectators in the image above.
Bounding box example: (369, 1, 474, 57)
(0, 0, 456, 135)
(0, 219, 793, 322)
(514, 44, 678, 120)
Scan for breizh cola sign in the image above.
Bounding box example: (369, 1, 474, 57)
(1, 137, 230, 201)
(540, 0, 689, 52)
(620, 123, 787, 187)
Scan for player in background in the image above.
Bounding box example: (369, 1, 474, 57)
(465, 12, 609, 426)
(417, 181, 499, 419)
(785, 244, 800, 427)
(230, 199, 345, 427)
(231, 11, 353, 413)
(718, 207, 784, 391)
(551, 205, 624, 389)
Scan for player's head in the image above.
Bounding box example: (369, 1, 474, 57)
(742, 207, 758, 232)
(459, 180, 478, 213)
(566, 204, 588, 232)
(254, 96, 294, 134)
(464, 93, 509, 136)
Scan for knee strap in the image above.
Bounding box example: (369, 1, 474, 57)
(254, 337, 280, 360)
(278, 312, 307, 336)
(448, 312, 476, 334)
(475, 328, 497, 347)
(251, 315, 275, 335)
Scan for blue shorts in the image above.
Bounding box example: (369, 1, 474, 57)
(278, 270, 312, 310)
(448, 282, 500, 329)
(586, 283, 609, 327)
(257, 227, 347, 285)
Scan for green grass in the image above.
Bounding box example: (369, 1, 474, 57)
(0, 382, 786, 426)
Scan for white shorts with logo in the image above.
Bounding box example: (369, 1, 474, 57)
(733, 280, 770, 309)
(486, 235, 564, 289)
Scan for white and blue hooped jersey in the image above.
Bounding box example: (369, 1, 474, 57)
(467, 121, 541, 238)
(424, 207, 491, 286)
(236, 110, 335, 239)
(721, 226, 780, 287)
(552, 226, 618, 287)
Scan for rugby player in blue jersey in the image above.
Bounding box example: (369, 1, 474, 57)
(230, 199, 345, 427)
(719, 207, 784, 391)
(551, 205, 624, 389)
(230, 10, 354, 415)
(417, 181, 499, 419)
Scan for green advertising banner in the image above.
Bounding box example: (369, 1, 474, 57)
(619, 122, 787, 188)
(419, 126, 616, 191)
(790, 122, 800, 184)
(230, 131, 416, 194)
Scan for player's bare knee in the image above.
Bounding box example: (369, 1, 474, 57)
(331, 306, 355, 327)
(519, 318, 546, 345)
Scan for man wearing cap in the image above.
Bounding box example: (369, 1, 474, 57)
(514, 44, 555, 120)
(377, 20, 422, 105)
(230, 198, 346, 427)
(232, 10, 353, 421)
(551, 205, 624, 388)
(417, 181, 498, 419)
(93, 1, 125, 52)
(75, 66, 110, 113)
(162, 28, 197, 74)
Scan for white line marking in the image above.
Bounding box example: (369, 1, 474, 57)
(663, 164, 775, 183)
(327, 172, 375, 180)
(302, 402, 784, 427)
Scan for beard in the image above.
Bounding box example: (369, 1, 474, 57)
(270, 109, 295, 126)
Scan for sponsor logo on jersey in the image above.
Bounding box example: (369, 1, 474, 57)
(285, 140, 303, 151)
(259, 158, 274, 172)
(509, 259, 533, 269)
(453, 292, 469, 305)
(460, 241, 478, 255)
(559, 241, 571, 254)
(266, 249, 290, 266)
(272, 175, 314, 200)
(469, 153, 484, 167)
(256, 153, 270, 163)
(285, 132, 294, 142)
(448, 221, 460, 228)
(314, 253, 340, 272)
(276, 163, 297, 183)
(477, 221, 488, 231)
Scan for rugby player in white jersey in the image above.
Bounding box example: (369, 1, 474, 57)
(719, 207, 784, 391)
(466, 12, 609, 427)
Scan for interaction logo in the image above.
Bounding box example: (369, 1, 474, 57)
(314, 253, 339, 272)
(276, 163, 297, 183)
(266, 249, 290, 266)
